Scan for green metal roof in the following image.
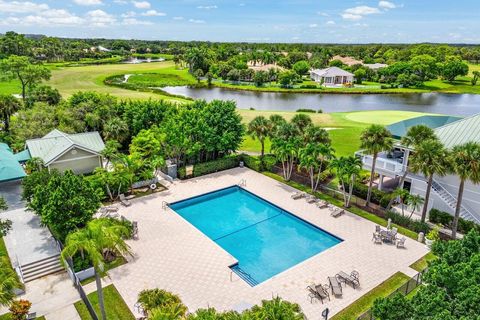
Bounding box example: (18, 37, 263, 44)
(0, 143, 26, 182)
(435, 113, 480, 148)
(26, 129, 105, 165)
(14, 149, 31, 163)
(387, 115, 462, 140)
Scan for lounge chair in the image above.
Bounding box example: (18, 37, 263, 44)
(328, 276, 343, 297)
(119, 194, 132, 207)
(375, 225, 381, 233)
(306, 195, 318, 203)
(396, 237, 406, 248)
(316, 200, 329, 209)
(291, 192, 306, 200)
(307, 285, 330, 303)
(132, 221, 139, 240)
(337, 271, 360, 289)
(331, 208, 345, 218)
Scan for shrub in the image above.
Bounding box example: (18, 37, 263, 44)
(386, 211, 430, 233)
(299, 85, 319, 89)
(345, 182, 391, 206)
(429, 208, 480, 234)
(9, 300, 32, 320)
(241, 154, 277, 172)
(296, 108, 317, 113)
(178, 156, 239, 179)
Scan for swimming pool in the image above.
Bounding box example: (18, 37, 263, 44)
(170, 186, 342, 286)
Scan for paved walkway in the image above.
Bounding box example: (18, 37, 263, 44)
(2, 208, 59, 266)
(95, 168, 429, 319)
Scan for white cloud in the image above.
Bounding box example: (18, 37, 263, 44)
(86, 9, 116, 26)
(121, 11, 136, 18)
(317, 12, 329, 17)
(342, 6, 380, 20)
(379, 1, 397, 9)
(189, 19, 205, 24)
(122, 18, 152, 25)
(0, 0, 49, 13)
(141, 9, 165, 16)
(326, 20, 336, 25)
(309, 23, 318, 28)
(172, 16, 184, 20)
(113, 0, 127, 4)
(73, 0, 102, 6)
(132, 1, 150, 9)
(197, 5, 217, 9)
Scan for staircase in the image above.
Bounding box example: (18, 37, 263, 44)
(20, 254, 65, 283)
(431, 180, 480, 224)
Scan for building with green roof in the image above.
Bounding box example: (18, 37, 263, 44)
(24, 129, 105, 174)
(387, 115, 461, 140)
(0, 143, 26, 182)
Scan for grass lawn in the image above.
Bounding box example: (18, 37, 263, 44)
(239, 110, 429, 157)
(80, 256, 127, 286)
(127, 69, 196, 87)
(331, 272, 410, 320)
(409, 251, 437, 272)
(262, 172, 418, 239)
(0, 237, 15, 274)
(74, 284, 134, 320)
(0, 315, 45, 320)
(0, 79, 22, 96)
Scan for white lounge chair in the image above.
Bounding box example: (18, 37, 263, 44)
(331, 208, 344, 218)
(306, 195, 318, 203)
(291, 192, 306, 200)
(316, 200, 329, 209)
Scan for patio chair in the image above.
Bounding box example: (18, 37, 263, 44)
(391, 227, 398, 239)
(328, 276, 343, 297)
(307, 285, 330, 303)
(306, 195, 318, 203)
(331, 208, 344, 218)
(132, 221, 139, 240)
(119, 194, 132, 207)
(291, 192, 306, 200)
(316, 200, 329, 209)
(372, 232, 382, 244)
(336, 271, 360, 289)
(396, 237, 406, 249)
(375, 225, 381, 233)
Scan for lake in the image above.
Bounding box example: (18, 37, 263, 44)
(162, 86, 480, 116)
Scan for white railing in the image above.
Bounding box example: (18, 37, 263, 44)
(238, 179, 247, 187)
(355, 151, 407, 175)
(162, 201, 168, 210)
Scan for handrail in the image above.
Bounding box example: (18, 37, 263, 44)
(14, 254, 25, 284)
(432, 179, 480, 223)
(162, 201, 168, 210)
(355, 150, 407, 174)
(230, 266, 258, 286)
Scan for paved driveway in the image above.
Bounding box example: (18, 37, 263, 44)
(0, 180, 25, 211)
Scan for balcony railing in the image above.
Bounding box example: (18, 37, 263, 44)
(355, 150, 407, 175)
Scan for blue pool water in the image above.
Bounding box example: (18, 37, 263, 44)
(170, 186, 342, 285)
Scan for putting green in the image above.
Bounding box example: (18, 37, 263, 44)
(343, 110, 432, 125)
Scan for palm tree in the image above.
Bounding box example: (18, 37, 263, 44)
(247, 116, 272, 159)
(61, 218, 132, 320)
(298, 144, 322, 192)
(360, 125, 394, 206)
(330, 156, 362, 207)
(268, 114, 286, 136)
(0, 94, 22, 133)
(0, 254, 22, 307)
(407, 194, 424, 219)
(449, 142, 480, 239)
(392, 188, 410, 216)
(103, 117, 129, 144)
(271, 139, 298, 181)
(291, 113, 312, 134)
(409, 139, 448, 222)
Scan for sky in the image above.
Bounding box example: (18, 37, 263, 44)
(0, 0, 479, 43)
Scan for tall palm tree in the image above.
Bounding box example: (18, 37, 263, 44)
(298, 144, 322, 192)
(0, 254, 22, 307)
(291, 113, 312, 134)
(61, 218, 132, 320)
(103, 117, 129, 144)
(409, 139, 448, 222)
(330, 156, 362, 207)
(386, 125, 438, 210)
(449, 142, 480, 239)
(0, 94, 22, 133)
(247, 116, 272, 159)
(360, 125, 394, 206)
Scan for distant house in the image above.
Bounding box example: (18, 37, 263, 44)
(25, 129, 105, 174)
(363, 63, 388, 70)
(310, 67, 354, 86)
(330, 55, 362, 66)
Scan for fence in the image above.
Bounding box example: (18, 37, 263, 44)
(356, 269, 427, 320)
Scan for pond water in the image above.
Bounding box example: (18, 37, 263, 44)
(162, 86, 480, 116)
(122, 57, 165, 64)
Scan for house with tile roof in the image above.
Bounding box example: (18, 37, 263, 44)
(25, 129, 105, 174)
(356, 114, 480, 224)
(310, 67, 354, 86)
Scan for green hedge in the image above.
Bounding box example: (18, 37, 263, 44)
(178, 156, 239, 179)
(346, 182, 393, 207)
(240, 154, 277, 172)
(385, 211, 430, 234)
(429, 208, 480, 234)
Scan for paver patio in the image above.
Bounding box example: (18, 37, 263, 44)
(102, 167, 429, 318)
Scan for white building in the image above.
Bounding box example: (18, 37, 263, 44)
(310, 67, 354, 86)
(356, 114, 480, 224)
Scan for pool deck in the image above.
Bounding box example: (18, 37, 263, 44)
(96, 167, 429, 318)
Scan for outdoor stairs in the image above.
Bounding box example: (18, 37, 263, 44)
(20, 254, 65, 283)
(431, 180, 480, 224)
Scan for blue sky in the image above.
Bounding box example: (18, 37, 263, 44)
(0, 0, 478, 43)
